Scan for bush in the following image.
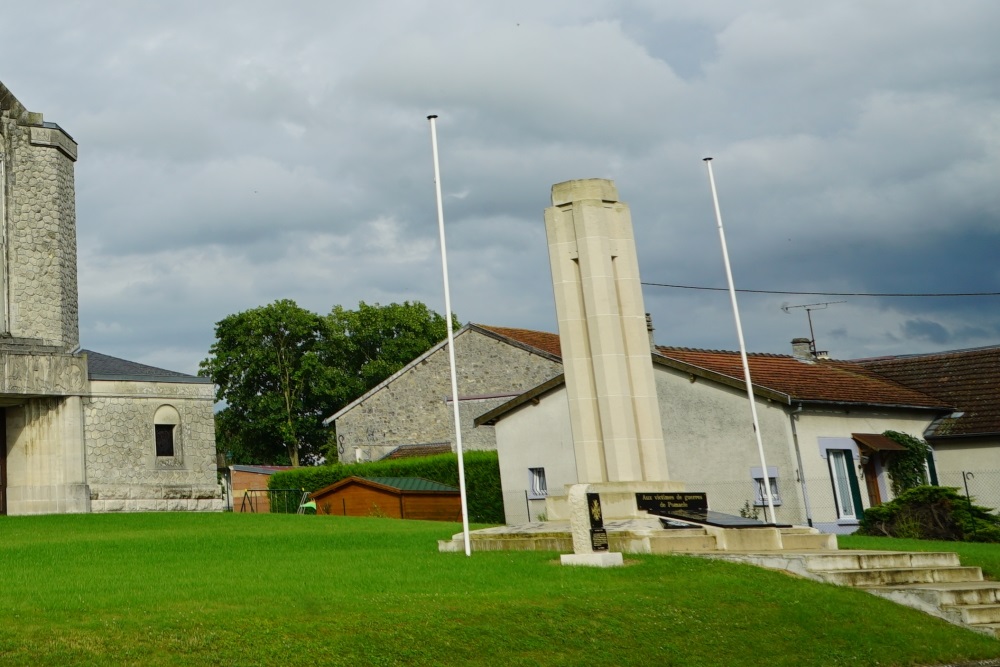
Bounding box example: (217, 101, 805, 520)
(268, 450, 505, 524)
(858, 485, 1000, 543)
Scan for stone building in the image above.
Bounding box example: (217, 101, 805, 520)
(325, 324, 563, 463)
(1, 82, 221, 514)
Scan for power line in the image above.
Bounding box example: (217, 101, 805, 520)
(640, 282, 1000, 298)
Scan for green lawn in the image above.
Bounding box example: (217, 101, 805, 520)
(839, 533, 1000, 579)
(0, 514, 998, 666)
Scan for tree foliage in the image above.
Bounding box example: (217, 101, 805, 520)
(324, 301, 457, 403)
(201, 299, 455, 466)
(200, 300, 333, 466)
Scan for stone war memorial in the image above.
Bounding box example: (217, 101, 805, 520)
(440, 179, 834, 562)
(0, 82, 221, 514)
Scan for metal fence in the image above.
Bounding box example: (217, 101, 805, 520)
(937, 470, 1000, 516)
(500, 470, 1000, 527)
(235, 489, 305, 514)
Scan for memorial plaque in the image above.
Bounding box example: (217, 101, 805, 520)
(590, 527, 609, 551)
(587, 493, 609, 551)
(635, 492, 708, 516)
(587, 493, 604, 529)
(636, 491, 790, 528)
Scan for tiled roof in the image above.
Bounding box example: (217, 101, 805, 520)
(655, 346, 949, 409)
(381, 443, 452, 460)
(83, 350, 211, 383)
(361, 477, 459, 493)
(231, 465, 297, 475)
(473, 324, 562, 359)
(854, 346, 1000, 437)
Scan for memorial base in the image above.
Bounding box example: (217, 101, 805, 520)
(561, 552, 624, 568)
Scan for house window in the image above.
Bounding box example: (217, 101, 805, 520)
(829, 450, 858, 520)
(528, 468, 547, 499)
(751, 466, 781, 506)
(155, 424, 175, 457)
(153, 405, 182, 467)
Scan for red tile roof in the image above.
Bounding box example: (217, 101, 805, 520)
(381, 443, 453, 460)
(655, 346, 949, 409)
(473, 324, 562, 359)
(854, 346, 1000, 437)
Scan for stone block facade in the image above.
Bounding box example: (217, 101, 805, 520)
(85, 380, 222, 512)
(0, 81, 221, 514)
(333, 326, 563, 463)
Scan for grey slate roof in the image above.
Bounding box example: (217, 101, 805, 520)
(83, 350, 212, 384)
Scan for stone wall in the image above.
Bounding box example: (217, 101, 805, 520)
(3, 113, 79, 348)
(335, 329, 562, 463)
(84, 380, 222, 511)
(5, 395, 90, 515)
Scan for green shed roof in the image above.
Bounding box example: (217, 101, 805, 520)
(361, 477, 459, 493)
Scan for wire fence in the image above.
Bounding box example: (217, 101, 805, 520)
(234, 489, 304, 514)
(500, 470, 1000, 527)
(938, 470, 1000, 515)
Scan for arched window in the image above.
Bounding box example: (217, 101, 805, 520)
(153, 405, 181, 458)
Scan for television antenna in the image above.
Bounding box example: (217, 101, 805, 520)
(780, 301, 845, 358)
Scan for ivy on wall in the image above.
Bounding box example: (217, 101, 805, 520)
(882, 430, 931, 495)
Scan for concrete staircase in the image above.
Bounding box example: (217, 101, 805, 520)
(711, 550, 1000, 638)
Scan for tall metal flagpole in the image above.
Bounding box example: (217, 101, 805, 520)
(703, 158, 777, 524)
(428, 115, 471, 556)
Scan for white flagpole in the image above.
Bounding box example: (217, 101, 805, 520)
(428, 115, 472, 556)
(703, 157, 777, 524)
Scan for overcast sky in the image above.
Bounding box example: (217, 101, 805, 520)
(3, 1, 999, 374)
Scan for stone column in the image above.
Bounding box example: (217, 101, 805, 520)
(544, 179, 669, 484)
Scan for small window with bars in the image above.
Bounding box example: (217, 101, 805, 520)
(528, 468, 547, 499)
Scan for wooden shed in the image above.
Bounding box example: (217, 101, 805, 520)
(310, 476, 461, 521)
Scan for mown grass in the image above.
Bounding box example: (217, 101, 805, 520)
(0, 513, 998, 666)
(840, 533, 1000, 579)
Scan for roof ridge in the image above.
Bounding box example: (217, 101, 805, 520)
(655, 345, 794, 359)
(852, 343, 1000, 362)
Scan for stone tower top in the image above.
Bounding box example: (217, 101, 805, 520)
(0, 81, 80, 351)
(551, 178, 620, 206)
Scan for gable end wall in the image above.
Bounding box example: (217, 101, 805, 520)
(335, 330, 562, 463)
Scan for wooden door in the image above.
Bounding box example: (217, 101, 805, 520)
(862, 453, 882, 506)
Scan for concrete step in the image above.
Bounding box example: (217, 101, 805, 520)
(646, 534, 718, 553)
(817, 566, 983, 587)
(976, 623, 1000, 639)
(871, 581, 1000, 607)
(943, 603, 1000, 625)
(779, 533, 836, 550)
(801, 551, 961, 572)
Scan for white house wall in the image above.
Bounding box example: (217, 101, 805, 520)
(494, 390, 575, 524)
(653, 365, 802, 523)
(494, 361, 942, 532)
(794, 407, 933, 533)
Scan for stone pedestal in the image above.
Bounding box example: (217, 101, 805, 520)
(560, 484, 625, 567)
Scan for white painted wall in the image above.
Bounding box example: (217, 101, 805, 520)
(494, 389, 575, 524)
(492, 361, 944, 532)
(653, 365, 802, 524)
(793, 407, 934, 533)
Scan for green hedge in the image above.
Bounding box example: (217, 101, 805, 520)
(268, 450, 504, 524)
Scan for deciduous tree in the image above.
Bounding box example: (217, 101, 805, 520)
(201, 299, 457, 466)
